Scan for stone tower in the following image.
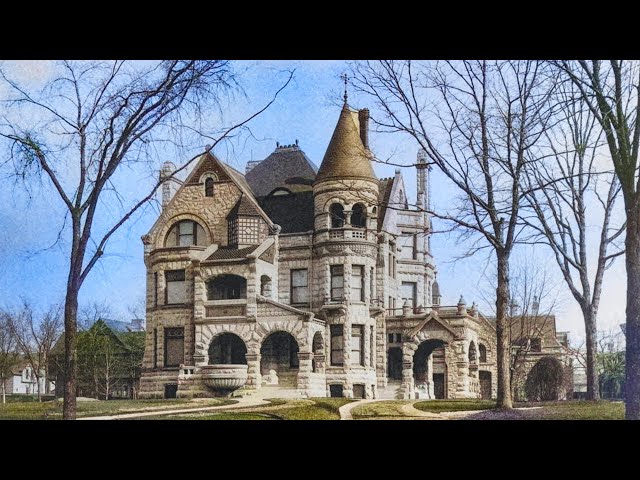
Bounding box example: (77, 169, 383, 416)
(311, 100, 381, 398)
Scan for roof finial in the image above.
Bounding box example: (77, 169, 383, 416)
(340, 73, 349, 105)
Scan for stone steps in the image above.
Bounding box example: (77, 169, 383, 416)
(377, 381, 403, 399)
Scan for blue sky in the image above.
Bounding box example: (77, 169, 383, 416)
(0, 60, 628, 342)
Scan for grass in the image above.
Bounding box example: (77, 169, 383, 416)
(518, 400, 624, 420)
(352, 400, 412, 418)
(414, 399, 496, 413)
(145, 412, 276, 420)
(154, 397, 356, 420)
(0, 398, 235, 420)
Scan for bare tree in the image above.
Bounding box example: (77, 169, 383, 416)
(522, 80, 625, 401)
(556, 60, 640, 418)
(0, 61, 291, 418)
(0, 313, 20, 404)
(505, 263, 559, 401)
(351, 60, 556, 408)
(5, 301, 63, 400)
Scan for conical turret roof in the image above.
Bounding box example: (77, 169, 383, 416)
(316, 103, 376, 182)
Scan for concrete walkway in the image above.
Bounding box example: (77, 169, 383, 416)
(339, 399, 384, 420)
(80, 397, 271, 420)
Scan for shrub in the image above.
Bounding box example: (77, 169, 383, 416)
(524, 356, 565, 401)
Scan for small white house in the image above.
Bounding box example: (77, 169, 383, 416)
(2, 361, 51, 396)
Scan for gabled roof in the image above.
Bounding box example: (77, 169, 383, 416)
(377, 177, 395, 231)
(257, 190, 315, 234)
(408, 312, 459, 339)
(316, 103, 376, 183)
(245, 145, 318, 197)
(146, 152, 274, 241)
(227, 194, 262, 218)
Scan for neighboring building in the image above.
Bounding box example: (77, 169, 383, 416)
(139, 99, 499, 400)
(487, 310, 573, 401)
(2, 359, 51, 396)
(50, 319, 145, 399)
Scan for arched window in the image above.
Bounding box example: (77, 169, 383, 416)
(165, 220, 207, 247)
(205, 177, 214, 197)
(268, 187, 292, 196)
(468, 341, 477, 363)
(479, 344, 487, 363)
(206, 274, 247, 300)
(351, 203, 367, 228)
(330, 203, 345, 228)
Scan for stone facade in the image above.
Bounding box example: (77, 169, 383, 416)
(139, 100, 499, 400)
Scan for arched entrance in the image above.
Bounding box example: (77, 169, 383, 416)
(260, 332, 300, 387)
(413, 339, 447, 399)
(208, 333, 247, 364)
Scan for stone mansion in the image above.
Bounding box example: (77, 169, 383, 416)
(138, 99, 501, 400)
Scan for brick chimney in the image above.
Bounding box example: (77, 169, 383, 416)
(358, 108, 370, 149)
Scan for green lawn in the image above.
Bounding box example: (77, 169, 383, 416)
(146, 412, 276, 420)
(0, 398, 235, 420)
(517, 401, 624, 420)
(414, 399, 496, 413)
(151, 397, 355, 420)
(352, 400, 412, 418)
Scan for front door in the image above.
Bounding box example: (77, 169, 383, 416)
(387, 347, 402, 380)
(480, 371, 492, 400)
(433, 374, 445, 399)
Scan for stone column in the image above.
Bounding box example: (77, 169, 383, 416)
(313, 354, 326, 374)
(245, 353, 261, 388)
(401, 343, 415, 399)
(454, 340, 471, 398)
(193, 324, 206, 366)
(427, 352, 434, 399)
(297, 351, 313, 394)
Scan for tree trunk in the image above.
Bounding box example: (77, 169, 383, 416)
(496, 254, 513, 409)
(62, 284, 79, 419)
(1, 378, 5, 405)
(583, 307, 600, 401)
(626, 208, 640, 419)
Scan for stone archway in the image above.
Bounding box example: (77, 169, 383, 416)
(208, 333, 247, 365)
(413, 339, 448, 399)
(260, 331, 300, 387)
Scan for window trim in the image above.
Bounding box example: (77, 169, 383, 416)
(204, 177, 214, 197)
(351, 324, 365, 367)
(290, 268, 309, 305)
(330, 265, 344, 302)
(330, 324, 344, 366)
(165, 269, 187, 305)
(352, 264, 365, 302)
(401, 281, 417, 310)
(163, 327, 185, 368)
(329, 203, 345, 229)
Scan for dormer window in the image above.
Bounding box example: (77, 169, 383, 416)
(165, 220, 207, 247)
(351, 203, 366, 228)
(205, 177, 214, 197)
(330, 203, 345, 228)
(201, 172, 218, 197)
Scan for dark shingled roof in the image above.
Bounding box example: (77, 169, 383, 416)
(206, 245, 259, 261)
(316, 103, 376, 182)
(228, 194, 262, 218)
(377, 177, 395, 231)
(258, 190, 314, 234)
(245, 145, 318, 197)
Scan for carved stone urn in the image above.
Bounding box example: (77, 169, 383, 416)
(201, 364, 248, 395)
